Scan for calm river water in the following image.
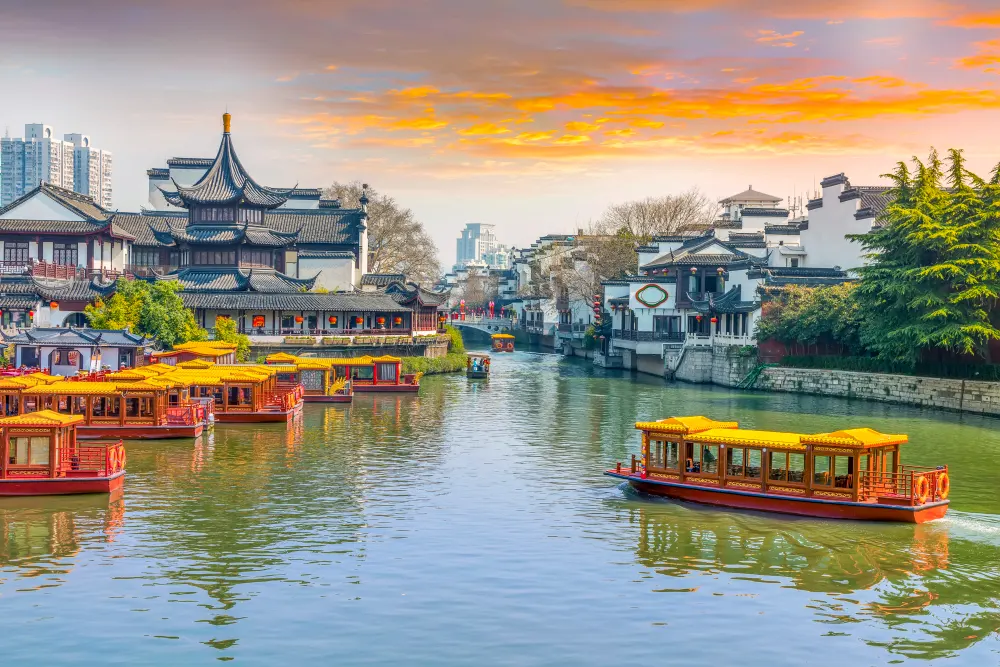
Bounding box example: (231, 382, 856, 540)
(1, 352, 998, 665)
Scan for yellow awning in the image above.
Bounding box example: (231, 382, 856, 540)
(803, 428, 908, 448)
(0, 409, 83, 427)
(635, 416, 739, 434)
(687, 428, 806, 450)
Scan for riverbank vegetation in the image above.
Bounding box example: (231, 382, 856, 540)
(759, 149, 1000, 374)
(401, 325, 467, 375)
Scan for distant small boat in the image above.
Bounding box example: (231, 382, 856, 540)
(492, 333, 515, 352)
(467, 353, 491, 379)
(606, 416, 949, 523)
(0, 410, 125, 496)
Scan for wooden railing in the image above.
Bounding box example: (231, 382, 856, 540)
(166, 405, 200, 426)
(57, 440, 125, 477)
(859, 466, 948, 505)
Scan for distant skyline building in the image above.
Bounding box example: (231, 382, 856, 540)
(455, 222, 506, 268)
(1, 123, 112, 208)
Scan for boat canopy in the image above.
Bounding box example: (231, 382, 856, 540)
(635, 416, 738, 434)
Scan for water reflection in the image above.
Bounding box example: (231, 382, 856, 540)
(0, 496, 124, 587)
(626, 500, 1000, 660)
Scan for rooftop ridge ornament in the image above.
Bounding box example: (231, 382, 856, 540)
(223, 111, 232, 134)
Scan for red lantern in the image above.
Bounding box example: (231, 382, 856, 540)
(690, 267, 697, 273)
(710, 316, 718, 324)
(329, 315, 338, 326)
(695, 314, 702, 322)
(49, 301, 59, 310)
(393, 317, 403, 325)
(377, 317, 385, 325)
(294, 315, 304, 324)
(28, 310, 34, 318)
(355, 316, 363, 325)
(252, 315, 265, 328)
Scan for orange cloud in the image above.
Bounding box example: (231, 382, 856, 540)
(458, 123, 511, 136)
(955, 39, 1000, 71)
(755, 30, 804, 48)
(944, 12, 1000, 28)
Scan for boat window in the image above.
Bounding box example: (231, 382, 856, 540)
(702, 445, 719, 475)
(352, 366, 374, 382)
(649, 440, 679, 470)
(685, 443, 718, 475)
(9, 436, 50, 466)
(727, 446, 745, 476)
(377, 363, 398, 382)
(125, 398, 139, 417)
(665, 441, 679, 470)
(835, 456, 853, 489)
(727, 447, 762, 480)
(686, 442, 700, 472)
(649, 440, 664, 468)
(814, 456, 833, 486)
(72, 396, 87, 414)
(55, 396, 72, 415)
(788, 453, 804, 483)
(769, 451, 804, 483)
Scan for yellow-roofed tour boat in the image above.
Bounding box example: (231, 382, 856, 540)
(606, 416, 949, 523)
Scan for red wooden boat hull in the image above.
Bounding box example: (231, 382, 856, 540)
(77, 424, 204, 440)
(605, 470, 949, 523)
(214, 410, 294, 423)
(303, 395, 353, 403)
(0, 470, 125, 496)
(354, 385, 419, 393)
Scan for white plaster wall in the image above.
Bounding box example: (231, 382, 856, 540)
(28, 241, 38, 261)
(299, 258, 355, 291)
(77, 241, 87, 267)
(111, 240, 126, 270)
(42, 241, 53, 262)
(800, 183, 872, 272)
(0, 191, 83, 220)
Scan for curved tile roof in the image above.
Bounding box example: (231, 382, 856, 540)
(166, 119, 293, 209)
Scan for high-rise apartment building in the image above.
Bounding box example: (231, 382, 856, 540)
(456, 223, 502, 267)
(1, 124, 112, 208)
(66, 134, 113, 208)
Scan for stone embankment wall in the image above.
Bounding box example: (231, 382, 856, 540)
(756, 367, 1000, 417)
(674, 346, 756, 386)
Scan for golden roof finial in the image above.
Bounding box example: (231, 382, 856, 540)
(223, 111, 232, 134)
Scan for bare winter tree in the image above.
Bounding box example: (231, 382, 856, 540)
(592, 188, 717, 239)
(566, 188, 717, 291)
(325, 181, 441, 286)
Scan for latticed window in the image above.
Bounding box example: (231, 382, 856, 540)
(53, 242, 78, 266)
(4, 242, 29, 263)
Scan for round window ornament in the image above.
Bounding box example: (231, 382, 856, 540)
(634, 284, 669, 308)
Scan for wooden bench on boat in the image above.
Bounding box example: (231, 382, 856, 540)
(606, 416, 949, 523)
(0, 410, 125, 496)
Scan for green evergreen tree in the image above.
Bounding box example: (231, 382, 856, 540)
(85, 278, 207, 349)
(851, 149, 1000, 363)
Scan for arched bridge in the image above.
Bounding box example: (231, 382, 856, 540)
(450, 317, 516, 336)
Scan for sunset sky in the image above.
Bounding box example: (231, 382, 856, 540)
(3, 0, 1000, 264)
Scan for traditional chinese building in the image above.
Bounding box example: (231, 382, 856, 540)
(0, 114, 438, 336)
